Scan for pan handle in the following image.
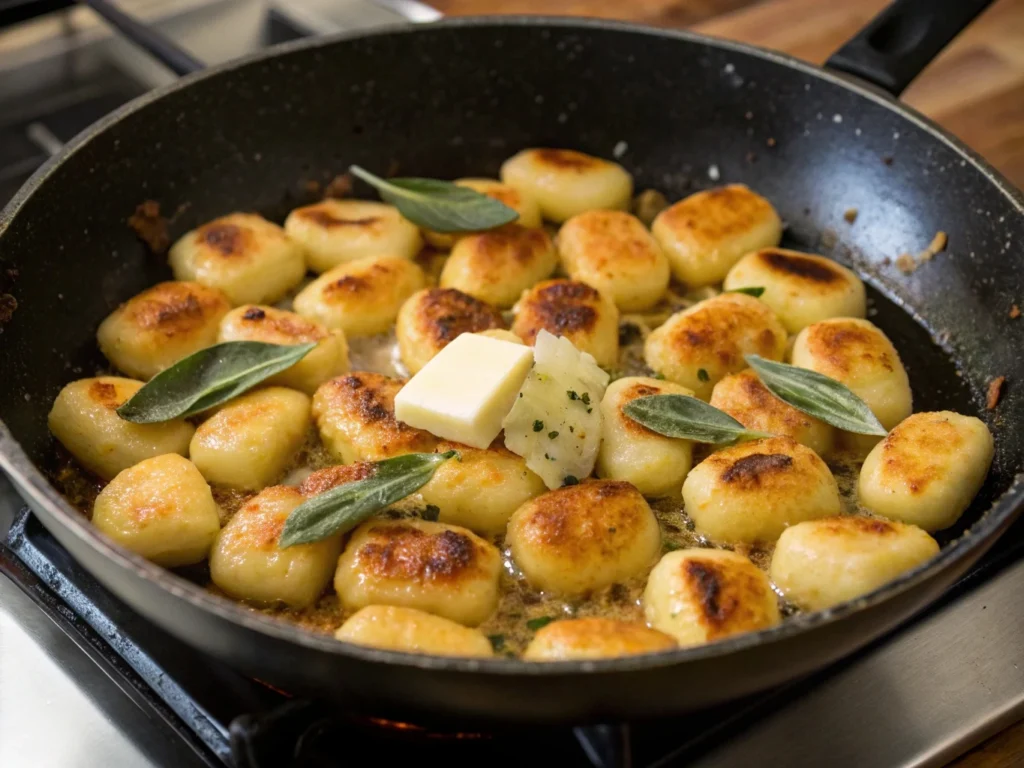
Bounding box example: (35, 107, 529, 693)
(824, 0, 995, 97)
(78, 0, 205, 76)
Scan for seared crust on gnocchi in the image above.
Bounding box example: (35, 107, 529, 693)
(557, 210, 670, 311)
(284, 199, 422, 273)
(422, 178, 542, 249)
(440, 224, 557, 308)
(644, 548, 781, 647)
(97, 281, 231, 380)
(512, 279, 620, 368)
(858, 411, 994, 531)
(523, 617, 676, 661)
(312, 372, 438, 463)
(335, 518, 502, 626)
(293, 254, 425, 336)
(168, 212, 306, 306)
(770, 516, 939, 610)
(644, 293, 787, 400)
(506, 480, 661, 595)
(500, 148, 633, 223)
(209, 485, 342, 608)
(710, 369, 835, 457)
(723, 248, 866, 333)
(419, 441, 546, 536)
(791, 318, 912, 438)
(652, 184, 782, 287)
(48, 377, 194, 480)
(92, 454, 220, 567)
(218, 305, 349, 394)
(396, 287, 506, 375)
(336, 605, 495, 657)
(596, 376, 695, 497)
(683, 436, 840, 544)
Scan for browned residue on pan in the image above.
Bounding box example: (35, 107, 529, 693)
(128, 200, 170, 253)
(987, 376, 1006, 410)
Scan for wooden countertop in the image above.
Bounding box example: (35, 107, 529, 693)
(433, 0, 1024, 764)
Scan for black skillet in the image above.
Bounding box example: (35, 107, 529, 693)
(0, 0, 1022, 726)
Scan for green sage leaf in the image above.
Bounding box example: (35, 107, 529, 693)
(116, 341, 316, 424)
(279, 451, 458, 548)
(744, 354, 888, 436)
(726, 286, 766, 297)
(349, 165, 519, 233)
(622, 394, 772, 444)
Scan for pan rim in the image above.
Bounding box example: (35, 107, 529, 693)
(1, 14, 1022, 679)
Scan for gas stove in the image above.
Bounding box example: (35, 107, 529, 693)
(2, 3, 1024, 767)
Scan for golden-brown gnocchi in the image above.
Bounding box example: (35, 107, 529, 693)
(770, 516, 939, 610)
(500, 148, 633, 223)
(283, 199, 422, 273)
(643, 293, 787, 399)
(652, 184, 782, 287)
(440, 224, 557, 308)
(189, 387, 311, 490)
(791, 318, 912, 442)
(557, 210, 670, 311)
(292, 254, 425, 336)
(418, 441, 546, 536)
(96, 281, 231, 380)
(709, 369, 835, 457)
(523, 618, 676, 660)
(334, 518, 502, 626)
(858, 411, 994, 531)
(91, 454, 220, 567)
(47, 377, 194, 481)
(723, 248, 866, 333)
(335, 605, 495, 657)
(209, 484, 341, 608)
(422, 178, 542, 249)
(506, 480, 661, 595)
(596, 376, 695, 497)
(512, 279, 620, 368)
(312, 372, 438, 463)
(643, 548, 781, 647)
(168, 213, 306, 306)
(218, 305, 349, 394)
(682, 436, 840, 545)
(395, 287, 506, 374)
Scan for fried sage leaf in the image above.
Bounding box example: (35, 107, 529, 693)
(349, 165, 519, 233)
(279, 451, 458, 548)
(116, 341, 316, 424)
(622, 394, 772, 444)
(744, 354, 888, 436)
(725, 286, 766, 297)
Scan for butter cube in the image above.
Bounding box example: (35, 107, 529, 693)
(394, 333, 534, 449)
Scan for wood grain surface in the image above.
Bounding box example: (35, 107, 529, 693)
(432, 0, 1024, 764)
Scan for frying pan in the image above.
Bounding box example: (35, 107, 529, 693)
(0, 0, 1022, 726)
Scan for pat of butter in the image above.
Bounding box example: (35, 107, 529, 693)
(394, 333, 534, 449)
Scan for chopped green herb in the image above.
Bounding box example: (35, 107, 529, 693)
(548, 430, 559, 439)
(569, 425, 575, 433)
(581, 392, 591, 406)
(586, 407, 593, 414)
(562, 475, 580, 486)
(653, 372, 666, 380)
(533, 419, 544, 432)
(487, 634, 506, 651)
(697, 368, 710, 383)
(662, 539, 682, 552)
(422, 504, 440, 522)
(727, 286, 766, 298)
(608, 526, 617, 533)
(518, 392, 523, 398)
(526, 616, 554, 631)
(567, 390, 579, 401)
(544, 452, 555, 461)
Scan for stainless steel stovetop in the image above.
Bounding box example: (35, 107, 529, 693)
(1, 2, 1023, 766)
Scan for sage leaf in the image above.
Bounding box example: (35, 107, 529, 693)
(116, 341, 316, 424)
(622, 394, 772, 444)
(279, 451, 458, 548)
(349, 165, 519, 233)
(744, 354, 888, 436)
(726, 286, 766, 297)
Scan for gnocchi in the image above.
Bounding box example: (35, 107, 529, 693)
(557, 210, 670, 311)
(523, 618, 676, 661)
(770, 517, 939, 610)
(422, 178, 542, 249)
(512, 279, 620, 368)
(335, 518, 502, 626)
(500, 148, 633, 222)
(284, 199, 422, 273)
(644, 292, 787, 399)
(97, 281, 231, 380)
(92, 454, 220, 567)
(336, 605, 495, 657)
(396, 287, 505, 375)
(168, 212, 306, 305)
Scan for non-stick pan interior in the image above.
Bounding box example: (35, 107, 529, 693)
(0, 19, 1022, 708)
